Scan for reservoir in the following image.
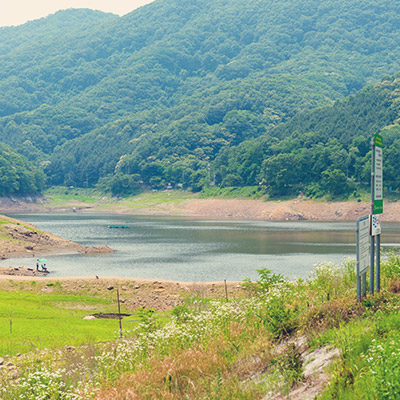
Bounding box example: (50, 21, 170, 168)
(2, 213, 400, 282)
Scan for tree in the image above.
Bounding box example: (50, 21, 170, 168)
(321, 168, 352, 197)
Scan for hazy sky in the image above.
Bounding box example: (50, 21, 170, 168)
(0, 0, 155, 27)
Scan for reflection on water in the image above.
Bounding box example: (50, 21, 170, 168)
(1, 213, 400, 282)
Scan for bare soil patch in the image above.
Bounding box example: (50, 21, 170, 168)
(178, 198, 400, 222)
(0, 276, 243, 311)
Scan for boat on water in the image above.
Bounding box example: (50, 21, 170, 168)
(108, 225, 130, 229)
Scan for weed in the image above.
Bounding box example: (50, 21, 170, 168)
(136, 307, 157, 333)
(171, 304, 191, 323)
(242, 268, 285, 295)
(302, 297, 364, 334)
(276, 343, 304, 392)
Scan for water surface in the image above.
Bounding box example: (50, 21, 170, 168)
(2, 213, 400, 282)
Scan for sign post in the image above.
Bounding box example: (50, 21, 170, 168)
(372, 134, 383, 215)
(357, 215, 370, 300)
(371, 134, 383, 294)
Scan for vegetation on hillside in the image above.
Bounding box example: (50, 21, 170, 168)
(2, 256, 400, 398)
(0, 143, 44, 196)
(213, 75, 400, 198)
(2, 1, 400, 195)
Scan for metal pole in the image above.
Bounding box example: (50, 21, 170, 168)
(376, 234, 381, 292)
(117, 288, 122, 339)
(356, 221, 361, 301)
(370, 138, 375, 295)
(362, 272, 367, 297)
(370, 236, 375, 295)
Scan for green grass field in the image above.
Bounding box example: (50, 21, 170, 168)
(43, 187, 197, 211)
(0, 278, 174, 358)
(43, 187, 105, 206)
(2, 258, 400, 398)
(0, 290, 122, 356)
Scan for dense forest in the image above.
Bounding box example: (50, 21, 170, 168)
(213, 76, 400, 197)
(1, 0, 400, 196)
(0, 143, 44, 196)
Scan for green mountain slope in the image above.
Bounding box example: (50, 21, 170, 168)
(213, 75, 400, 197)
(1, 0, 400, 192)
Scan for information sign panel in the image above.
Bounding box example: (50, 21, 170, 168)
(357, 215, 370, 275)
(373, 134, 383, 214)
(371, 214, 381, 236)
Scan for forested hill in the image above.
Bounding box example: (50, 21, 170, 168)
(0, 143, 44, 196)
(2, 0, 400, 194)
(213, 75, 400, 198)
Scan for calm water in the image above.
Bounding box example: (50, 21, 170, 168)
(2, 213, 400, 282)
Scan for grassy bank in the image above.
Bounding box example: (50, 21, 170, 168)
(0, 279, 131, 357)
(0, 290, 117, 356)
(43, 186, 378, 206)
(43, 187, 198, 212)
(1, 255, 400, 398)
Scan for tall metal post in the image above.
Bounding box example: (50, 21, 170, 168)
(117, 288, 123, 339)
(370, 138, 375, 295)
(370, 236, 375, 295)
(362, 273, 367, 297)
(376, 234, 381, 292)
(356, 222, 361, 301)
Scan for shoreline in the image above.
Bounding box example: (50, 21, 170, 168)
(1, 196, 399, 222)
(0, 214, 114, 261)
(0, 270, 239, 285)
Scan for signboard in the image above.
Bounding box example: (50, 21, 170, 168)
(373, 134, 383, 214)
(357, 215, 370, 275)
(371, 214, 381, 236)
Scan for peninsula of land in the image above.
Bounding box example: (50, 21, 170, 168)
(0, 214, 113, 263)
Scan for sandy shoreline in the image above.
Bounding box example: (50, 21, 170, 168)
(0, 268, 238, 285)
(1, 196, 399, 222)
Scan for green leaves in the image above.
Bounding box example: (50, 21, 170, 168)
(0, 143, 44, 196)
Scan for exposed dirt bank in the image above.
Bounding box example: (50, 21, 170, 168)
(177, 198, 377, 221)
(0, 195, 398, 222)
(0, 214, 114, 260)
(0, 275, 242, 311)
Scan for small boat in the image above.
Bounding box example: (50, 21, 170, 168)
(108, 225, 130, 229)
